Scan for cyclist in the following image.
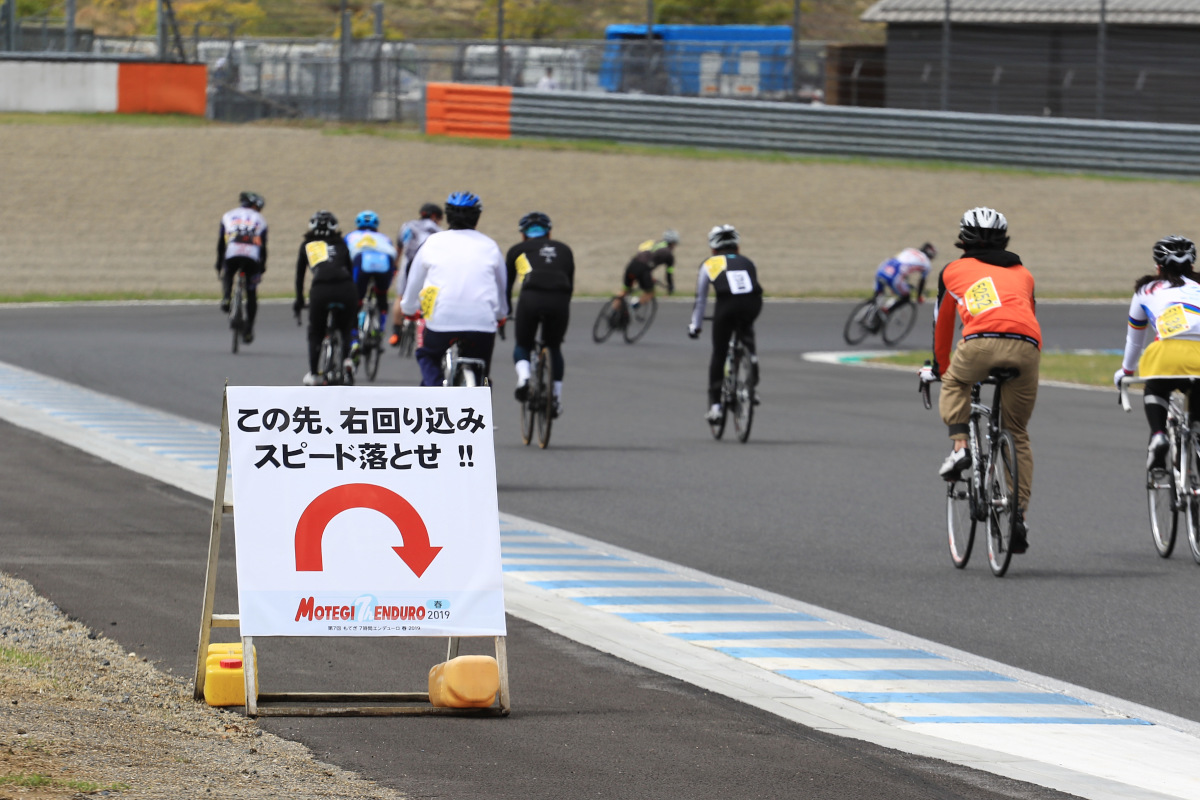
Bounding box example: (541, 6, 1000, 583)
(389, 202, 444, 347)
(506, 211, 575, 417)
(216, 191, 268, 344)
(614, 229, 679, 314)
(919, 207, 1040, 553)
(345, 210, 398, 360)
(398, 192, 507, 387)
(872, 243, 937, 320)
(1114, 235, 1200, 471)
(687, 224, 763, 423)
(293, 211, 357, 386)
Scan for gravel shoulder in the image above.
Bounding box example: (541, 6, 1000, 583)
(0, 572, 403, 800)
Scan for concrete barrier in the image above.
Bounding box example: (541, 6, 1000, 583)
(0, 59, 207, 116)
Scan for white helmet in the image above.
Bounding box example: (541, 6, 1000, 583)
(707, 224, 739, 250)
(958, 207, 1008, 248)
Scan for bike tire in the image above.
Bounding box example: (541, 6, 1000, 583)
(842, 300, 875, 345)
(536, 346, 554, 449)
(946, 479, 976, 568)
(881, 302, 918, 346)
(1184, 430, 1200, 564)
(732, 347, 754, 443)
(986, 430, 1018, 577)
(592, 300, 618, 343)
(329, 331, 346, 385)
(317, 336, 334, 386)
(520, 370, 536, 447)
(459, 367, 477, 387)
(623, 295, 657, 344)
(231, 315, 241, 354)
(1147, 430, 1178, 557)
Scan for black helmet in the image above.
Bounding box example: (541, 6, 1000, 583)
(1153, 235, 1197, 271)
(920, 242, 937, 259)
(239, 191, 265, 211)
(444, 191, 482, 230)
(519, 211, 551, 237)
(308, 210, 340, 237)
(419, 202, 443, 220)
(957, 206, 1008, 249)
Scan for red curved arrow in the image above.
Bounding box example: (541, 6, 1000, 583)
(295, 484, 442, 578)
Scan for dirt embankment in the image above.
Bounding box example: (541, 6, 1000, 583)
(4, 121, 1200, 299)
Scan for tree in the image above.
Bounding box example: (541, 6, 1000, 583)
(656, 0, 791, 26)
(475, 0, 582, 39)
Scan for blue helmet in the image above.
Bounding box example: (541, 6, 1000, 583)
(355, 210, 379, 231)
(445, 191, 482, 210)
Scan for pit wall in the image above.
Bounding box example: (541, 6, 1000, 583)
(0, 60, 207, 115)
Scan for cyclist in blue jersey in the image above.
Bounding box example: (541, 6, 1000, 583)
(390, 202, 444, 347)
(872, 243, 936, 320)
(345, 210, 397, 361)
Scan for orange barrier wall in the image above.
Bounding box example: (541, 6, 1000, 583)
(117, 63, 208, 116)
(424, 83, 512, 140)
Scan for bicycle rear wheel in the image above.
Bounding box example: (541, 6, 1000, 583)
(732, 348, 754, 443)
(520, 371, 536, 446)
(946, 479, 975, 568)
(623, 296, 657, 343)
(230, 283, 244, 354)
(1184, 431, 1200, 564)
(536, 346, 554, 449)
(592, 300, 619, 343)
(316, 335, 335, 386)
(881, 302, 918, 346)
(842, 300, 875, 345)
(1147, 451, 1177, 558)
(986, 430, 1018, 577)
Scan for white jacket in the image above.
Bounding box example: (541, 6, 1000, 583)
(400, 229, 506, 333)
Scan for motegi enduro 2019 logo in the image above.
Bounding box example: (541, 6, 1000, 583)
(294, 594, 451, 629)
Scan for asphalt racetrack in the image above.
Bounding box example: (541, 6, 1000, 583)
(1, 298, 1197, 799)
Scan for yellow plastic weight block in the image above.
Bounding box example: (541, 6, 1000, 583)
(428, 655, 499, 708)
(203, 643, 258, 707)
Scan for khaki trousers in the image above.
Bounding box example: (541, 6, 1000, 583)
(939, 337, 1040, 510)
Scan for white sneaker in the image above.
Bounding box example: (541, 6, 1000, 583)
(302, 372, 320, 386)
(705, 404, 723, 423)
(1148, 431, 1170, 471)
(938, 448, 971, 480)
(552, 399, 563, 419)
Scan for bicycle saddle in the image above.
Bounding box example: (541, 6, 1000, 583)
(988, 367, 1020, 382)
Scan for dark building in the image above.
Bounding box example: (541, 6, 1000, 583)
(860, 0, 1200, 123)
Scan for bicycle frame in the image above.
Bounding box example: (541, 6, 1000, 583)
(442, 341, 487, 387)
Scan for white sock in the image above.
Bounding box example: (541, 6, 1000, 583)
(515, 360, 530, 386)
(710, 403, 721, 415)
(553, 381, 563, 400)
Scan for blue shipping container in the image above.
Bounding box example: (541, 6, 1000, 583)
(600, 24, 794, 96)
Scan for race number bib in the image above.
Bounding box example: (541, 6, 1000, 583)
(305, 241, 330, 269)
(515, 253, 533, 282)
(1156, 304, 1193, 339)
(703, 256, 727, 281)
(726, 270, 753, 295)
(965, 277, 1002, 317)
(419, 285, 439, 320)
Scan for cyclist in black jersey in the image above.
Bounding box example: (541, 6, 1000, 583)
(506, 211, 575, 417)
(613, 229, 678, 314)
(688, 224, 763, 423)
(294, 211, 358, 386)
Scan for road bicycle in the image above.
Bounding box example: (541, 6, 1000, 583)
(843, 293, 919, 346)
(709, 330, 756, 443)
(519, 336, 555, 449)
(921, 365, 1020, 576)
(228, 270, 249, 354)
(592, 281, 663, 344)
(1120, 375, 1200, 562)
(316, 303, 354, 386)
(357, 285, 384, 382)
(442, 340, 488, 387)
(395, 317, 417, 358)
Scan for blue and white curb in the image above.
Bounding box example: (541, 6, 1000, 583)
(0, 359, 1197, 800)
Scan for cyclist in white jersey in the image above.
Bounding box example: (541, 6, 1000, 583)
(390, 202, 444, 347)
(399, 192, 506, 386)
(1115, 235, 1200, 469)
(873, 243, 936, 312)
(216, 191, 268, 344)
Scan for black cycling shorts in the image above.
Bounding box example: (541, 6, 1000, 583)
(623, 264, 654, 292)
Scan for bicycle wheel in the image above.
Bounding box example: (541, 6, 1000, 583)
(986, 430, 1018, 577)
(1184, 431, 1200, 564)
(316, 336, 334, 386)
(709, 354, 730, 440)
(536, 346, 554, 449)
(520, 368, 536, 447)
(1147, 462, 1178, 558)
(623, 295, 657, 343)
(229, 282, 244, 354)
(946, 479, 976, 568)
(592, 300, 619, 343)
(732, 347, 754, 443)
(842, 300, 875, 345)
(881, 302, 918, 346)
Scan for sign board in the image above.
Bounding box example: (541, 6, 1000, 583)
(225, 386, 505, 639)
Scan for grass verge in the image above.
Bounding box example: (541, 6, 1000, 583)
(867, 350, 1123, 387)
(0, 772, 130, 792)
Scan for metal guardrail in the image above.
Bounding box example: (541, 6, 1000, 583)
(508, 90, 1200, 178)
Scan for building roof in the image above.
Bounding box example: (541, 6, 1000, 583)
(861, 0, 1200, 25)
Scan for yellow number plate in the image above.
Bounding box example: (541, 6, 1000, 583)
(703, 255, 727, 281)
(515, 253, 533, 281)
(304, 241, 329, 268)
(1156, 303, 1192, 339)
(419, 285, 439, 320)
(965, 277, 1002, 317)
